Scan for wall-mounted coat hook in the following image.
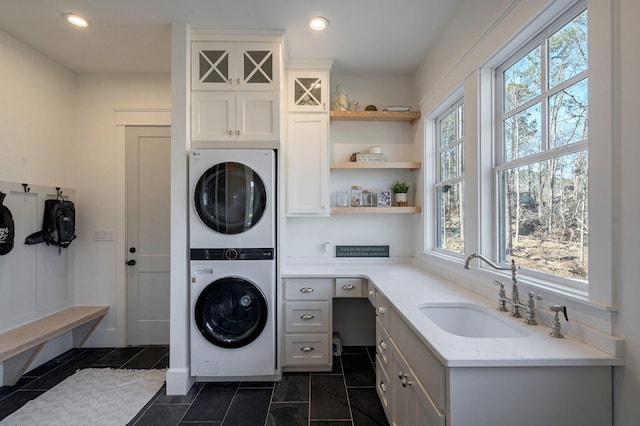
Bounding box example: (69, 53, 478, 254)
(22, 183, 30, 193)
(56, 187, 63, 198)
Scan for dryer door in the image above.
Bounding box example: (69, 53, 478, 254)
(194, 161, 267, 235)
(194, 276, 268, 348)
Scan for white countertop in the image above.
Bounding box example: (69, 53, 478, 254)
(282, 262, 624, 368)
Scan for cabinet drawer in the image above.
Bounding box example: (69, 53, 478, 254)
(367, 286, 376, 306)
(376, 318, 392, 369)
(284, 278, 332, 300)
(285, 301, 330, 333)
(375, 291, 391, 331)
(376, 355, 392, 423)
(335, 278, 364, 297)
(390, 309, 446, 411)
(284, 334, 330, 365)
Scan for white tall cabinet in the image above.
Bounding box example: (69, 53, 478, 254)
(285, 60, 333, 216)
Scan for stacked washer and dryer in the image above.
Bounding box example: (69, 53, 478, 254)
(189, 149, 277, 378)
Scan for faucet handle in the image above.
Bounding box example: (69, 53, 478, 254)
(550, 304, 568, 321)
(528, 292, 543, 303)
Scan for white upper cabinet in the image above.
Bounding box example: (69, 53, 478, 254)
(285, 114, 329, 216)
(288, 70, 329, 112)
(191, 91, 279, 142)
(192, 42, 280, 91)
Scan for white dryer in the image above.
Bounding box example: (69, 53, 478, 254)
(190, 251, 276, 378)
(189, 149, 275, 249)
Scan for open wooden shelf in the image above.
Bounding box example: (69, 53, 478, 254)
(331, 206, 421, 215)
(331, 161, 421, 171)
(330, 110, 421, 125)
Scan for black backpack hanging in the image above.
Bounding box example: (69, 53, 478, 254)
(0, 192, 15, 255)
(25, 191, 76, 250)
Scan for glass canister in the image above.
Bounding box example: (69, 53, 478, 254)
(362, 190, 375, 207)
(336, 190, 349, 207)
(350, 185, 363, 207)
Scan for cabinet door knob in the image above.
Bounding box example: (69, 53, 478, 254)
(300, 287, 314, 293)
(236, 130, 241, 136)
(228, 130, 233, 135)
(300, 346, 314, 352)
(378, 306, 386, 315)
(379, 382, 387, 392)
(379, 341, 387, 350)
(300, 314, 315, 320)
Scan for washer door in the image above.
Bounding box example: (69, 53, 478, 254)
(194, 162, 267, 235)
(194, 276, 268, 348)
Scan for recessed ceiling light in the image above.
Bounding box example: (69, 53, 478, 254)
(309, 16, 329, 31)
(63, 13, 90, 28)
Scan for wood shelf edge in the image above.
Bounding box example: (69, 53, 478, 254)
(330, 110, 421, 124)
(330, 206, 421, 214)
(330, 161, 421, 171)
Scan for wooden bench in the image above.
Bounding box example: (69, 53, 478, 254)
(0, 306, 108, 386)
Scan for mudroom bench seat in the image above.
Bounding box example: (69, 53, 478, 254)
(0, 306, 108, 386)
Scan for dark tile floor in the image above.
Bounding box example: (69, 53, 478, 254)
(0, 345, 388, 426)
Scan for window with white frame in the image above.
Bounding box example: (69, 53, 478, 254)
(436, 100, 464, 253)
(496, 6, 588, 282)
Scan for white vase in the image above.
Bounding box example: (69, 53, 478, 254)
(394, 193, 408, 206)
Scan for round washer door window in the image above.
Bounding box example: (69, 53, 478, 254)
(194, 162, 267, 235)
(194, 277, 268, 348)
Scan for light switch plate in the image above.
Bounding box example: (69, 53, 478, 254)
(94, 229, 115, 241)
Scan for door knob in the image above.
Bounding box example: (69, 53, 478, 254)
(126, 259, 136, 266)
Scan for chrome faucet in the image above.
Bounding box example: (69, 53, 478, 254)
(465, 254, 523, 317)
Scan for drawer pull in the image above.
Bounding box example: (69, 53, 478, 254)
(398, 372, 412, 388)
(341, 284, 356, 291)
(378, 306, 386, 315)
(300, 346, 315, 352)
(379, 382, 387, 392)
(379, 341, 387, 350)
(368, 289, 375, 297)
(300, 314, 315, 320)
(300, 287, 315, 293)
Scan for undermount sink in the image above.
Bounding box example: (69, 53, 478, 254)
(418, 303, 528, 338)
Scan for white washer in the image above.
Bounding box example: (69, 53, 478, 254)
(190, 253, 276, 378)
(189, 149, 275, 249)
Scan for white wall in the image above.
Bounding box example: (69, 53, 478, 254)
(73, 73, 171, 346)
(413, 0, 639, 423)
(0, 30, 76, 187)
(614, 0, 640, 423)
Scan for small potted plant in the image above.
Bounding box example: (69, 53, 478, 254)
(392, 181, 409, 206)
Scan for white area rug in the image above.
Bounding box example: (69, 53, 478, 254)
(1, 368, 165, 426)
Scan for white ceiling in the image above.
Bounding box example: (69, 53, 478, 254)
(0, 0, 464, 75)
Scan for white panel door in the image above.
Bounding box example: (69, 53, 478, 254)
(236, 92, 279, 141)
(285, 113, 329, 216)
(126, 126, 171, 345)
(191, 92, 236, 142)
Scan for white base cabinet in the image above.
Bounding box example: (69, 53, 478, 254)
(391, 345, 445, 426)
(282, 278, 333, 372)
(371, 285, 613, 426)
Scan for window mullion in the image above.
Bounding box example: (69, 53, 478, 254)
(541, 38, 550, 152)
